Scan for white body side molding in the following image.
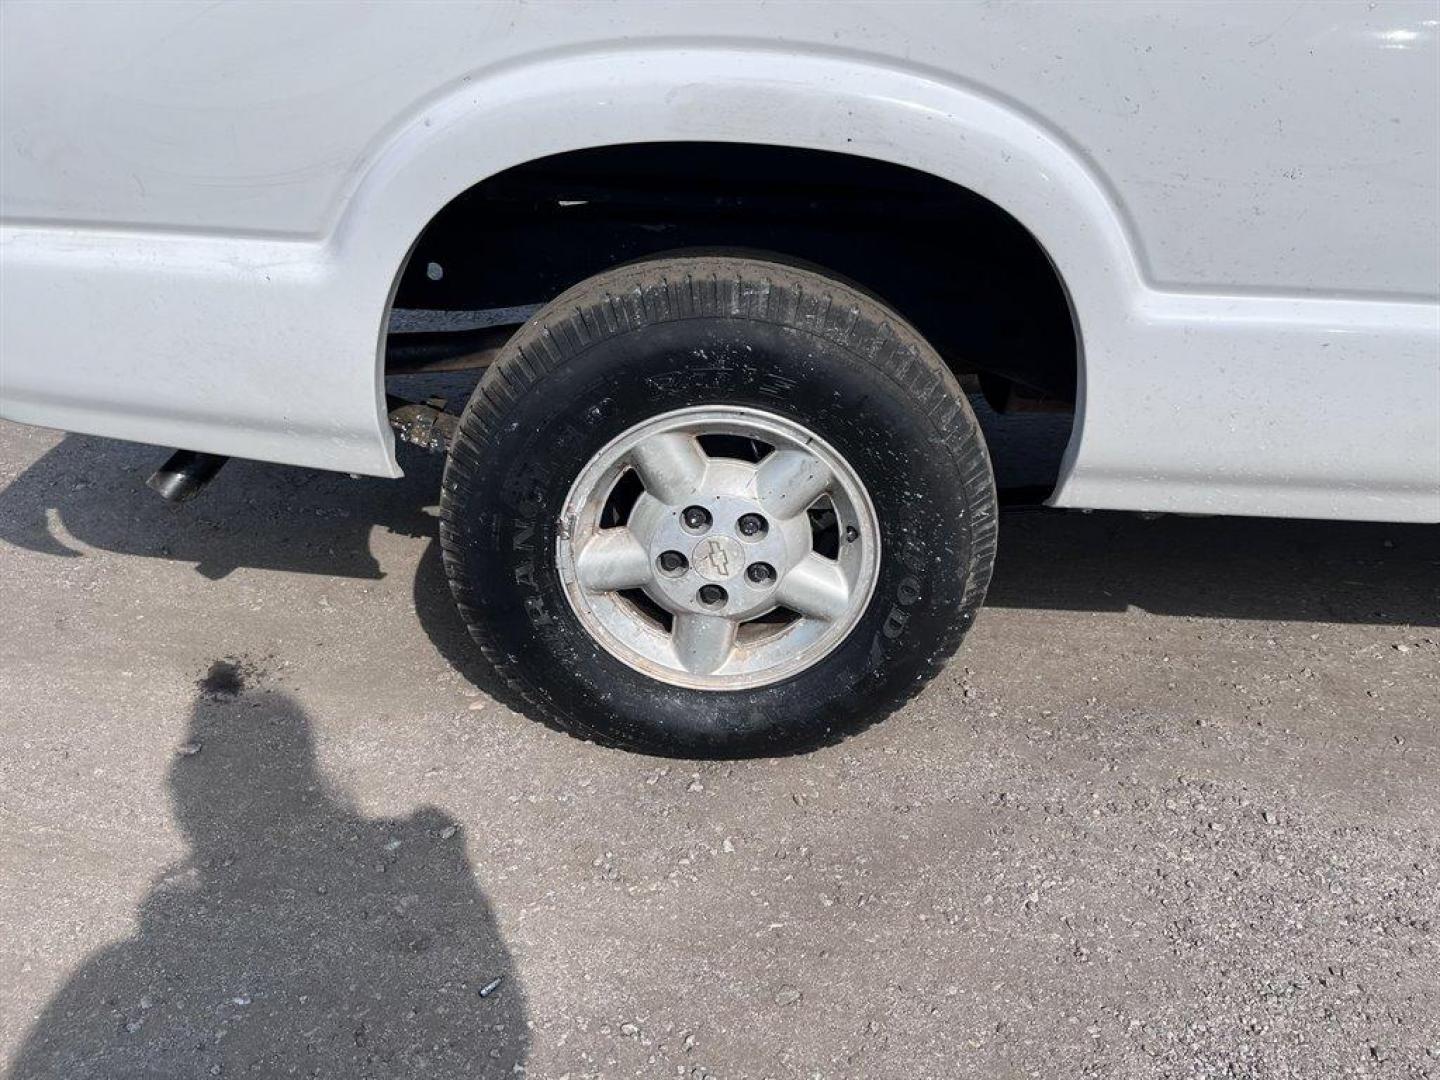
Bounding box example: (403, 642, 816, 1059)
(2, 2, 1437, 521)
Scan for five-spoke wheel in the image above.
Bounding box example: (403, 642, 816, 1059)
(558, 406, 879, 690)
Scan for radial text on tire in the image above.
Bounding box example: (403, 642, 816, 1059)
(439, 254, 998, 756)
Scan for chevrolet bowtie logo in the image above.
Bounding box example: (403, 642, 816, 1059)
(703, 539, 730, 577)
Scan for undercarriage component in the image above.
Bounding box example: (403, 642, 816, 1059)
(387, 395, 459, 453)
(384, 324, 516, 374)
(146, 449, 229, 502)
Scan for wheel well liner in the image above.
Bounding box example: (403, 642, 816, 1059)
(389, 142, 1078, 402)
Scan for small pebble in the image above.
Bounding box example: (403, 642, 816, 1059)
(774, 985, 802, 1006)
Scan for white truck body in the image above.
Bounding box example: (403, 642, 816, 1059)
(2, 0, 1437, 521)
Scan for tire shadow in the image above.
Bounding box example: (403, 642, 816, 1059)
(0, 414, 1433, 627)
(986, 508, 1439, 627)
(411, 536, 546, 722)
(0, 432, 439, 581)
(5, 688, 528, 1080)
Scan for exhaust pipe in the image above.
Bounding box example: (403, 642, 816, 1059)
(147, 449, 229, 503)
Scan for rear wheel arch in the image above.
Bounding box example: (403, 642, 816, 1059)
(381, 141, 1084, 500)
(342, 48, 1121, 479)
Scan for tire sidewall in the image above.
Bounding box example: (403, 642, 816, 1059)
(444, 308, 986, 756)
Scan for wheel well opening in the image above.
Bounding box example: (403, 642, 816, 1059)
(385, 142, 1079, 499)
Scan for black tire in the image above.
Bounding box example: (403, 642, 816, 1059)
(440, 255, 996, 757)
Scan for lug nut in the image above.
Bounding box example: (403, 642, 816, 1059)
(697, 584, 727, 607)
(681, 506, 712, 531)
(845, 525, 859, 543)
(658, 550, 687, 574)
(745, 562, 775, 585)
(737, 513, 767, 537)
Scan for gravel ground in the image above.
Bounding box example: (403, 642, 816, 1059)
(0, 411, 1436, 1080)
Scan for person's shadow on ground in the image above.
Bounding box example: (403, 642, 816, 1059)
(6, 689, 528, 1080)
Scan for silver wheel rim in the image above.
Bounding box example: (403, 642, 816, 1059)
(556, 405, 881, 691)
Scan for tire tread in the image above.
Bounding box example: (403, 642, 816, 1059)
(441, 255, 997, 752)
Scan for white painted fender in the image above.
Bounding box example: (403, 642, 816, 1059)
(329, 45, 1142, 489)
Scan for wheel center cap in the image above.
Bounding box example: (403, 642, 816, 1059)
(691, 535, 744, 581)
